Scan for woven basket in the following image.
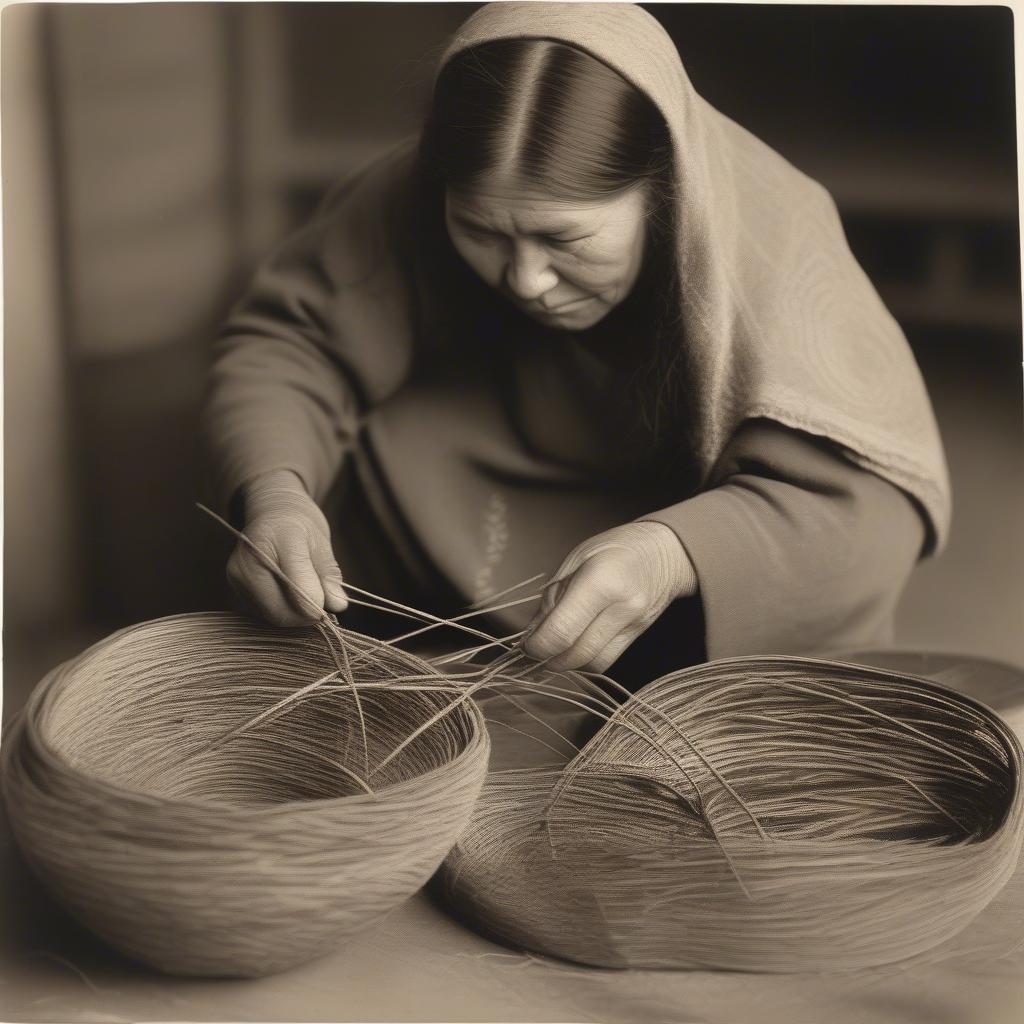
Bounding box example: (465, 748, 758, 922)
(442, 656, 1024, 971)
(2, 612, 490, 977)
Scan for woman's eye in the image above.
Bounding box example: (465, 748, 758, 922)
(549, 236, 588, 249)
(463, 225, 498, 243)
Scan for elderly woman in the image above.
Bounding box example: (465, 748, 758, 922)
(203, 3, 949, 687)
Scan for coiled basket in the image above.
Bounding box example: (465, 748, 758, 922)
(2, 612, 490, 977)
(442, 656, 1024, 972)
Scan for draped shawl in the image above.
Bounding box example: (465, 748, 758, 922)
(439, 2, 951, 551)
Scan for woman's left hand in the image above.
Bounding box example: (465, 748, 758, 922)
(522, 522, 698, 673)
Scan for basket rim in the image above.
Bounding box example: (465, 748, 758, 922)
(634, 653, 1024, 754)
(558, 653, 1024, 848)
(8, 610, 492, 815)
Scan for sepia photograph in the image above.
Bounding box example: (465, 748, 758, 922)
(3, 1, 1023, 1022)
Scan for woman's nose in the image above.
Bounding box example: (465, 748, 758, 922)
(504, 242, 558, 301)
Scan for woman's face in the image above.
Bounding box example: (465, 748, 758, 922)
(445, 179, 648, 331)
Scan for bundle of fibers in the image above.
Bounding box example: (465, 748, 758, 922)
(1, 612, 490, 977)
(441, 656, 1024, 972)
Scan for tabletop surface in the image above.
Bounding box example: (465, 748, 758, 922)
(3, 649, 1024, 1024)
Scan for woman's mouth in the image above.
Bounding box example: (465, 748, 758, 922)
(533, 296, 591, 315)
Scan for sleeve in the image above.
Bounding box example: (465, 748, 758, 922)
(640, 419, 928, 659)
(201, 155, 418, 514)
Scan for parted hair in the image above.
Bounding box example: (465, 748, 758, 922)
(421, 38, 672, 200)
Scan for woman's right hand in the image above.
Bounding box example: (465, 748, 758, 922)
(227, 470, 349, 626)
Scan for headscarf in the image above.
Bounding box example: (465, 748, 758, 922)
(439, 2, 951, 551)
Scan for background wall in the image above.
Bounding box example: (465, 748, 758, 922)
(4, 2, 1022, 712)
(4, 3, 78, 645)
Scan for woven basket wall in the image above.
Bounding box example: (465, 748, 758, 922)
(442, 656, 1024, 972)
(2, 612, 490, 977)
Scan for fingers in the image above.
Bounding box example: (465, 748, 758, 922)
(526, 521, 694, 675)
(227, 519, 341, 627)
(547, 605, 641, 672)
(587, 629, 642, 674)
(539, 575, 568, 617)
(539, 556, 588, 615)
(525, 557, 645, 669)
(227, 544, 301, 626)
(277, 530, 327, 619)
(309, 534, 348, 614)
(525, 562, 610, 661)
(228, 546, 315, 627)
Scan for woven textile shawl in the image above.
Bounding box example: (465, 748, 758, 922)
(441, 2, 952, 550)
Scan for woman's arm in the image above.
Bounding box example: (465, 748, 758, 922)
(524, 419, 926, 670)
(644, 419, 926, 659)
(202, 151, 418, 622)
(204, 218, 362, 516)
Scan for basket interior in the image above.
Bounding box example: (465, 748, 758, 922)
(571, 669, 1019, 846)
(36, 617, 476, 805)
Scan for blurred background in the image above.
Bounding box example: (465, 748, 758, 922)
(4, 2, 1022, 715)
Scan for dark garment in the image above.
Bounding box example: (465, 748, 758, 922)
(321, 413, 922, 691)
(203, 145, 932, 667)
(323, 452, 703, 691)
(321, 455, 464, 642)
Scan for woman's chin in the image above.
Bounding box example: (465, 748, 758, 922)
(526, 298, 607, 331)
